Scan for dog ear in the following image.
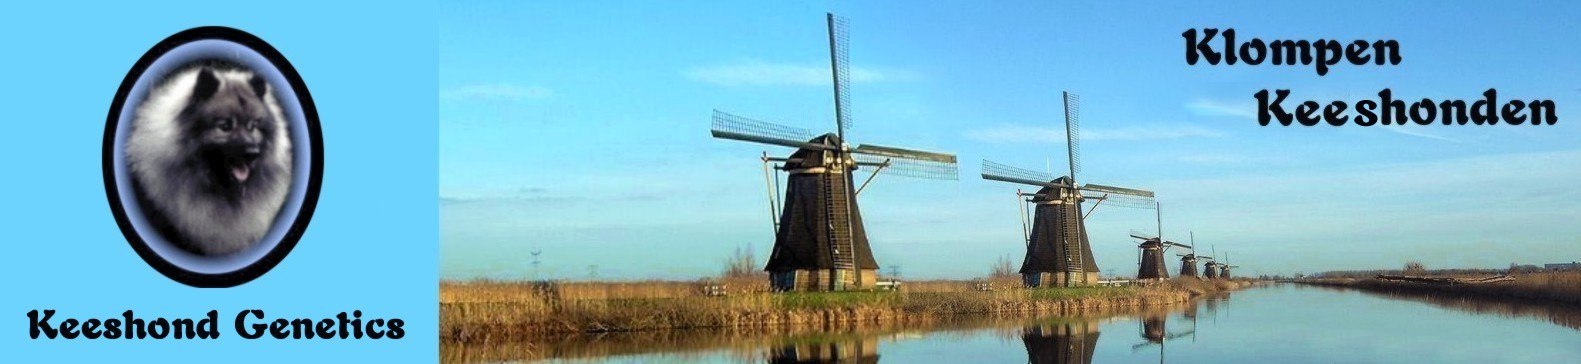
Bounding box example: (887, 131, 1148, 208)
(248, 73, 268, 98)
(192, 68, 220, 100)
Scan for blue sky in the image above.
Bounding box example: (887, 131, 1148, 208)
(440, 1, 1581, 280)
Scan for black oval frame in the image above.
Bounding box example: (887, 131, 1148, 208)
(103, 26, 323, 288)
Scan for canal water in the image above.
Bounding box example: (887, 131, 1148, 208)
(442, 284, 1581, 363)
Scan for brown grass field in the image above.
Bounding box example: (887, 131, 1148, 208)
(439, 276, 1255, 343)
(1301, 270, 1581, 305)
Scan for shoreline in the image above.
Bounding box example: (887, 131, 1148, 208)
(1294, 271, 1579, 306)
(439, 277, 1259, 344)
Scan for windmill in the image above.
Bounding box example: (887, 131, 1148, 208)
(982, 92, 1156, 288)
(1221, 252, 1239, 279)
(1202, 245, 1221, 279)
(1127, 205, 1190, 281)
(710, 13, 959, 292)
(1176, 232, 1201, 278)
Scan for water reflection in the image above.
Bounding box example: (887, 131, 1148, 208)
(1020, 317, 1101, 364)
(767, 336, 879, 363)
(441, 286, 1581, 363)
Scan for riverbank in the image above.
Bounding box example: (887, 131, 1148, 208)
(1298, 271, 1580, 305)
(439, 277, 1257, 343)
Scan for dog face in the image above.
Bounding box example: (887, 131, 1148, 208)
(181, 68, 278, 198)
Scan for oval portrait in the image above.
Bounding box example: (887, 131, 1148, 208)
(104, 27, 322, 288)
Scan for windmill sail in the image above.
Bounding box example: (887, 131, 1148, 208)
(828, 13, 852, 134)
(711, 110, 833, 151)
(982, 160, 1060, 188)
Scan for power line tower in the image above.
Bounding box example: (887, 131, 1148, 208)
(530, 249, 542, 281)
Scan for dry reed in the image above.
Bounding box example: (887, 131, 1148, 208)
(437, 276, 1253, 343)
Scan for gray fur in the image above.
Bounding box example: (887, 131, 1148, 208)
(125, 66, 293, 256)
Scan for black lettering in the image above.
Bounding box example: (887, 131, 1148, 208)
(1410, 98, 1436, 125)
(367, 318, 386, 339)
(351, 310, 365, 339)
(337, 311, 352, 339)
(1271, 40, 1309, 65)
(1314, 39, 1342, 76)
(1184, 28, 1221, 65)
(316, 319, 336, 339)
(1296, 101, 1321, 126)
(1379, 89, 1406, 125)
(28, 310, 57, 339)
(269, 318, 289, 339)
(237, 310, 265, 339)
(386, 319, 405, 340)
(1530, 99, 1557, 125)
(1346, 41, 1371, 64)
(291, 318, 314, 339)
(60, 319, 79, 339)
(1503, 100, 1528, 125)
(1356, 100, 1379, 126)
(198, 310, 219, 339)
(124, 310, 144, 339)
(1239, 39, 1266, 64)
(104, 317, 121, 339)
(148, 318, 169, 339)
(1471, 89, 1497, 125)
(1323, 101, 1349, 126)
(172, 318, 195, 339)
(1439, 100, 1468, 125)
(1375, 39, 1402, 65)
(1256, 89, 1293, 126)
(82, 319, 102, 339)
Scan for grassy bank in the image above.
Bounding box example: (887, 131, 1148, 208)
(1299, 271, 1580, 305)
(440, 277, 1254, 343)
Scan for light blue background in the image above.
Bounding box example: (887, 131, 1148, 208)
(1, 1, 437, 361)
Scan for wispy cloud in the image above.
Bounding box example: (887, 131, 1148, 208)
(964, 124, 1222, 143)
(441, 83, 553, 101)
(1185, 98, 1257, 120)
(684, 60, 910, 86)
(1380, 126, 1462, 143)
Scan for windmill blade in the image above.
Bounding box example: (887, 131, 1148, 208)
(853, 144, 957, 163)
(1079, 183, 1155, 198)
(711, 110, 832, 151)
(1128, 229, 1157, 240)
(827, 13, 852, 134)
(981, 160, 1063, 188)
(1063, 91, 1081, 180)
(1165, 242, 1193, 249)
(853, 153, 958, 180)
(1088, 193, 1157, 209)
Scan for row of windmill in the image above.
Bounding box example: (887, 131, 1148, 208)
(709, 13, 1239, 292)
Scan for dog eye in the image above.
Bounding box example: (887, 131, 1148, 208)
(217, 118, 233, 131)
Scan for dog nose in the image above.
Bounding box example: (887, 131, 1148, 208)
(244, 147, 262, 157)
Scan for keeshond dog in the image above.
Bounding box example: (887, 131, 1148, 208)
(125, 63, 293, 256)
